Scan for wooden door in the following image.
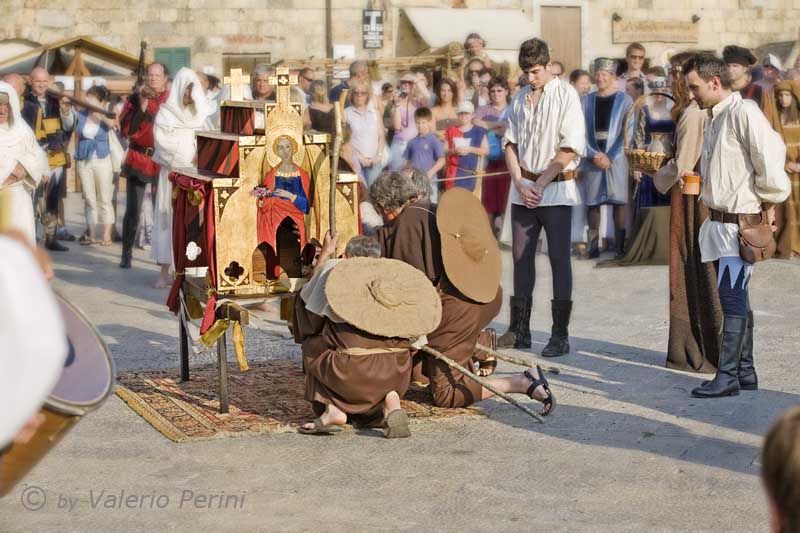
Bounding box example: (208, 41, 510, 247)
(540, 6, 582, 75)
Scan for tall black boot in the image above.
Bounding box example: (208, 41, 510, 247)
(691, 315, 747, 398)
(614, 229, 626, 259)
(119, 247, 132, 269)
(514, 297, 532, 349)
(738, 311, 758, 390)
(586, 229, 599, 259)
(497, 296, 524, 348)
(542, 299, 572, 357)
(45, 233, 68, 252)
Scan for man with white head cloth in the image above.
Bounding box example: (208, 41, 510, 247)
(150, 67, 213, 288)
(0, 82, 49, 244)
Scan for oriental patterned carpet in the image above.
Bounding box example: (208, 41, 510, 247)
(115, 361, 485, 442)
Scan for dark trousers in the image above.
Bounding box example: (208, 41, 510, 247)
(511, 204, 573, 300)
(122, 175, 149, 254)
(714, 257, 751, 317)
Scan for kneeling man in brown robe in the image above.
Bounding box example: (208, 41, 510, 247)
(294, 249, 443, 437)
(372, 172, 556, 414)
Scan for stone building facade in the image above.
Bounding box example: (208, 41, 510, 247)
(3, 0, 799, 75)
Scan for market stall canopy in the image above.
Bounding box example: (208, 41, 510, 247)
(754, 40, 799, 72)
(397, 8, 536, 64)
(0, 36, 138, 76)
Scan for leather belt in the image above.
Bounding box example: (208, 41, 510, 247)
(709, 208, 741, 224)
(129, 144, 154, 157)
(521, 169, 575, 182)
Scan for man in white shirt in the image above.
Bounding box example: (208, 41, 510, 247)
(497, 38, 586, 357)
(684, 54, 790, 398)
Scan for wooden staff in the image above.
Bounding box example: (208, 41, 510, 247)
(328, 92, 346, 237)
(45, 88, 116, 119)
(475, 344, 561, 375)
(420, 345, 544, 423)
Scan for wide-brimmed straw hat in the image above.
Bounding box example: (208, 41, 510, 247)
(325, 257, 442, 338)
(436, 188, 501, 303)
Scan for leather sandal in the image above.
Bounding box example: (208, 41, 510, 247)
(524, 365, 556, 416)
(297, 417, 344, 435)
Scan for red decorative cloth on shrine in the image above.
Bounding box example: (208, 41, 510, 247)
(166, 172, 218, 334)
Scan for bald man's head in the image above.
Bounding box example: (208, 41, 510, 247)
(2, 73, 25, 97)
(30, 67, 49, 98)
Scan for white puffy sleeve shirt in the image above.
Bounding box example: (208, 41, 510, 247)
(698, 92, 791, 262)
(503, 78, 586, 207)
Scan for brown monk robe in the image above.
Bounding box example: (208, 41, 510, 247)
(293, 295, 413, 418)
(377, 195, 502, 408)
(426, 285, 503, 407)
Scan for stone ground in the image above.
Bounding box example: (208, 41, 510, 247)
(2, 193, 799, 532)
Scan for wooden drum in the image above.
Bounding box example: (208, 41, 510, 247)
(0, 293, 115, 496)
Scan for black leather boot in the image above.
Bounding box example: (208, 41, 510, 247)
(614, 229, 626, 259)
(45, 234, 69, 252)
(691, 315, 747, 398)
(587, 229, 600, 259)
(514, 297, 532, 349)
(119, 248, 132, 269)
(738, 311, 758, 390)
(498, 296, 524, 348)
(542, 299, 572, 357)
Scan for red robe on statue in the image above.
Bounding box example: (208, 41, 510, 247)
(257, 164, 311, 255)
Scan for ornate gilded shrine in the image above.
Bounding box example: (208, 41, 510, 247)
(170, 68, 360, 300)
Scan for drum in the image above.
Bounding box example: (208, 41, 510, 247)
(0, 291, 115, 496)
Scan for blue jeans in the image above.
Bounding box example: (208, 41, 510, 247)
(388, 139, 408, 171)
(362, 161, 384, 188)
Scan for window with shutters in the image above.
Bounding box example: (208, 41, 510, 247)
(153, 47, 191, 77)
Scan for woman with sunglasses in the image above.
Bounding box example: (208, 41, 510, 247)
(344, 79, 386, 187)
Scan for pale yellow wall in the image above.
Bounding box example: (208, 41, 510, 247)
(2, 0, 798, 75)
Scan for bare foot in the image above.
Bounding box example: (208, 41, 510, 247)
(153, 277, 171, 289)
(300, 405, 347, 432)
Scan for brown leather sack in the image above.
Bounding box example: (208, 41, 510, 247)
(738, 212, 776, 264)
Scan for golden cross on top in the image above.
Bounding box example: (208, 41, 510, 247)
(268, 67, 298, 108)
(224, 68, 250, 101)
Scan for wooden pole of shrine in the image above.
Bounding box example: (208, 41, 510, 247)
(329, 95, 344, 237)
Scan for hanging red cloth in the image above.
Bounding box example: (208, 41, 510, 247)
(165, 172, 218, 335)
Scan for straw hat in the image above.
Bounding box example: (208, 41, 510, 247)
(436, 188, 501, 303)
(325, 257, 442, 338)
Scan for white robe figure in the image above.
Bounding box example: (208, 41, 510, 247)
(151, 68, 212, 266)
(0, 82, 49, 244)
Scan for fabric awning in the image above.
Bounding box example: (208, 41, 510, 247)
(0, 36, 138, 76)
(399, 7, 536, 61)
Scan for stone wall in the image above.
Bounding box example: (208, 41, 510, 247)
(3, 0, 799, 75)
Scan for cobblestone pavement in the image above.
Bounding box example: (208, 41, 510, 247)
(2, 194, 798, 532)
